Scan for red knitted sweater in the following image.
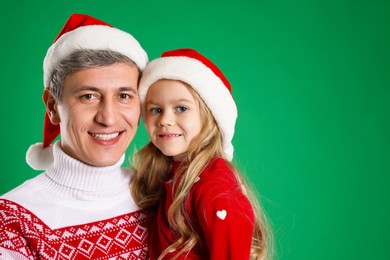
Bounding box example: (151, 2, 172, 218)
(0, 199, 151, 259)
(149, 157, 255, 259)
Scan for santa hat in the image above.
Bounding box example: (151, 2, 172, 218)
(26, 13, 148, 170)
(138, 48, 237, 160)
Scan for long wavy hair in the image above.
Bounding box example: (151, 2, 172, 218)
(130, 81, 273, 259)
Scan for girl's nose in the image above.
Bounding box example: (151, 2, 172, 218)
(158, 111, 175, 127)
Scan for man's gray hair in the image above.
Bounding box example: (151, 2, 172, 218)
(49, 49, 141, 102)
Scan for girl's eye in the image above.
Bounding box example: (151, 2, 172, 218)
(176, 106, 187, 113)
(150, 107, 162, 115)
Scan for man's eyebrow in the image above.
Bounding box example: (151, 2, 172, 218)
(73, 86, 138, 94)
(73, 86, 100, 93)
(118, 87, 138, 94)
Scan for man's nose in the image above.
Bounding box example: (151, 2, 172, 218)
(95, 99, 118, 126)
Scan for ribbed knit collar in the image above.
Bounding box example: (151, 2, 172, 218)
(43, 142, 129, 199)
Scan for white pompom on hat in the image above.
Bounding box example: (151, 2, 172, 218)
(138, 48, 237, 161)
(26, 13, 148, 170)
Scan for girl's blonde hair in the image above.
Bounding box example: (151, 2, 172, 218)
(130, 81, 273, 259)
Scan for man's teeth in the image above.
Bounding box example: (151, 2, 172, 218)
(91, 133, 120, 140)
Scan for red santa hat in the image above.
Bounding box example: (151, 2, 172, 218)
(138, 48, 237, 160)
(26, 13, 148, 170)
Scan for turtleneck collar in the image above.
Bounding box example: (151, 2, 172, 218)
(43, 142, 129, 200)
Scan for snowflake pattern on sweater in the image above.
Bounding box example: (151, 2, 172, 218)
(0, 199, 151, 260)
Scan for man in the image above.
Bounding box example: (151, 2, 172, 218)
(0, 14, 151, 259)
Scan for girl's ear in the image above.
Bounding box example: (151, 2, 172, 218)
(43, 89, 61, 125)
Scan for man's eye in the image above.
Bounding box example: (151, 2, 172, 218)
(120, 94, 133, 99)
(81, 94, 93, 100)
(176, 106, 187, 113)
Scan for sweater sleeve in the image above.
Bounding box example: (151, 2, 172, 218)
(192, 165, 255, 259)
(0, 248, 31, 260)
(0, 200, 34, 260)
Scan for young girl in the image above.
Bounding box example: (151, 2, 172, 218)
(131, 48, 271, 259)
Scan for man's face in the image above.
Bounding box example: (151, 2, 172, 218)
(47, 63, 140, 167)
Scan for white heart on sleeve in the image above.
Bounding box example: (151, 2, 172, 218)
(216, 210, 227, 220)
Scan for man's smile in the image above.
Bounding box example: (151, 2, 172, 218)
(89, 131, 123, 140)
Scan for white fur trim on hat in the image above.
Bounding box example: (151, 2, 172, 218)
(26, 143, 54, 170)
(139, 56, 237, 161)
(43, 25, 148, 88)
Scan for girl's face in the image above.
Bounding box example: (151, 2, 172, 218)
(145, 79, 202, 161)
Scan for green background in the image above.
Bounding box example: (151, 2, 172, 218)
(1, 0, 389, 259)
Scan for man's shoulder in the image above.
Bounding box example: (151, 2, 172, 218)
(0, 198, 27, 215)
(1, 173, 44, 202)
(0, 198, 34, 231)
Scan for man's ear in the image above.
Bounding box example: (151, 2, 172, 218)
(43, 89, 60, 125)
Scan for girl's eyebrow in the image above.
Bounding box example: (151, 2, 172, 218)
(174, 98, 193, 103)
(146, 100, 158, 105)
(146, 98, 193, 104)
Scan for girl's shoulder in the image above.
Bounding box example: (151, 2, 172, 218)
(190, 158, 252, 216)
(197, 157, 237, 185)
(204, 157, 230, 172)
